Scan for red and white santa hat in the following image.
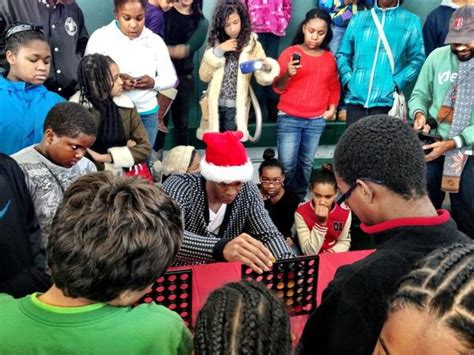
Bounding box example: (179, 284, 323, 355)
(200, 131, 253, 183)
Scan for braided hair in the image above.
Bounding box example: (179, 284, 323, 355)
(194, 281, 292, 355)
(388, 243, 474, 349)
(77, 54, 126, 154)
(207, 0, 252, 55)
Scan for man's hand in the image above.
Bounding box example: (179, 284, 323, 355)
(223, 233, 274, 274)
(414, 112, 430, 133)
(315, 204, 329, 225)
(424, 140, 456, 162)
(218, 39, 238, 53)
(133, 75, 155, 90)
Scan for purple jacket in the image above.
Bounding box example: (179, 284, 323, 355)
(145, 2, 164, 38)
(244, 0, 291, 36)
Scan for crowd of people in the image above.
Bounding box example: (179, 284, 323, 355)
(0, 0, 473, 354)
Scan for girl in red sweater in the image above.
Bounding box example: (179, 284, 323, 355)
(273, 8, 340, 201)
(295, 164, 351, 255)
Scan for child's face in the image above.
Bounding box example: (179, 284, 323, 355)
(44, 129, 96, 168)
(224, 11, 241, 40)
(260, 167, 284, 197)
(311, 183, 337, 209)
(6, 40, 51, 85)
(115, 2, 145, 40)
(109, 63, 123, 97)
(373, 307, 468, 355)
(157, 0, 176, 12)
(302, 18, 328, 50)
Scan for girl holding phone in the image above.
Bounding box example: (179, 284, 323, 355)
(273, 8, 340, 201)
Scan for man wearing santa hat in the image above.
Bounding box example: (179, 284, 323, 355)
(162, 131, 293, 273)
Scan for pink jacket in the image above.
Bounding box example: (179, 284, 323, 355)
(244, 0, 292, 37)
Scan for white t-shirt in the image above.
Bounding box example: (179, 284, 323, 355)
(208, 204, 227, 236)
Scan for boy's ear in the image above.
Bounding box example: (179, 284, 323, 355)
(356, 179, 375, 204)
(44, 128, 57, 144)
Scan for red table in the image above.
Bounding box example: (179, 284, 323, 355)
(169, 249, 374, 342)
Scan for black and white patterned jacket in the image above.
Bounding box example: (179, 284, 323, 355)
(162, 173, 294, 265)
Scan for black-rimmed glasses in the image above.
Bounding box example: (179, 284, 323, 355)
(337, 178, 384, 206)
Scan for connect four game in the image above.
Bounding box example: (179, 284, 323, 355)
(140, 269, 193, 328)
(241, 255, 319, 316)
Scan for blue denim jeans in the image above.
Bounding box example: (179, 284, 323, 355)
(277, 115, 327, 201)
(329, 25, 346, 55)
(427, 155, 474, 238)
(140, 113, 158, 148)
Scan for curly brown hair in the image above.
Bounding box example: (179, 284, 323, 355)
(207, 0, 252, 54)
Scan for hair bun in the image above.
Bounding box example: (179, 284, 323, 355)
(321, 163, 334, 172)
(263, 148, 276, 161)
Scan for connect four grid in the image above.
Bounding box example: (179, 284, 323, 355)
(140, 269, 193, 328)
(241, 255, 319, 316)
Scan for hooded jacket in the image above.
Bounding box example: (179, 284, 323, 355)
(0, 153, 50, 298)
(336, 0, 425, 108)
(0, 76, 64, 155)
(423, 0, 460, 56)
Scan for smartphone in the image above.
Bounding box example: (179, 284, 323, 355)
(418, 132, 442, 155)
(292, 53, 301, 65)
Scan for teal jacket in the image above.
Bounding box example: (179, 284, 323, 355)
(0, 76, 64, 155)
(408, 45, 474, 150)
(336, 1, 425, 108)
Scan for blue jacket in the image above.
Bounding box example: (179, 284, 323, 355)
(422, 5, 455, 56)
(0, 76, 64, 155)
(336, 1, 425, 108)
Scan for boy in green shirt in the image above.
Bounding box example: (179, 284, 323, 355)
(0, 172, 192, 354)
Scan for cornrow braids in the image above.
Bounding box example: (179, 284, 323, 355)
(389, 243, 474, 349)
(207, 0, 252, 54)
(194, 281, 292, 355)
(77, 54, 115, 110)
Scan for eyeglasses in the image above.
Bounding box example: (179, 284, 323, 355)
(260, 178, 282, 186)
(6, 23, 44, 40)
(337, 178, 384, 206)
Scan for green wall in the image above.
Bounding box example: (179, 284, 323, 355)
(76, 0, 440, 143)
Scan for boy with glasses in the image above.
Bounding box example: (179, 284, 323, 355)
(297, 115, 470, 354)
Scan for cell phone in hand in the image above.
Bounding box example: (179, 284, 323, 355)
(292, 53, 301, 65)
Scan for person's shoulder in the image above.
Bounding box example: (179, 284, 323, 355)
(77, 157, 96, 172)
(396, 7, 422, 23)
(113, 94, 135, 109)
(330, 248, 412, 295)
(43, 89, 65, 104)
(142, 27, 166, 45)
(296, 200, 311, 213)
(125, 303, 189, 333)
(0, 293, 15, 305)
(89, 21, 116, 39)
(163, 173, 201, 193)
(11, 146, 38, 165)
